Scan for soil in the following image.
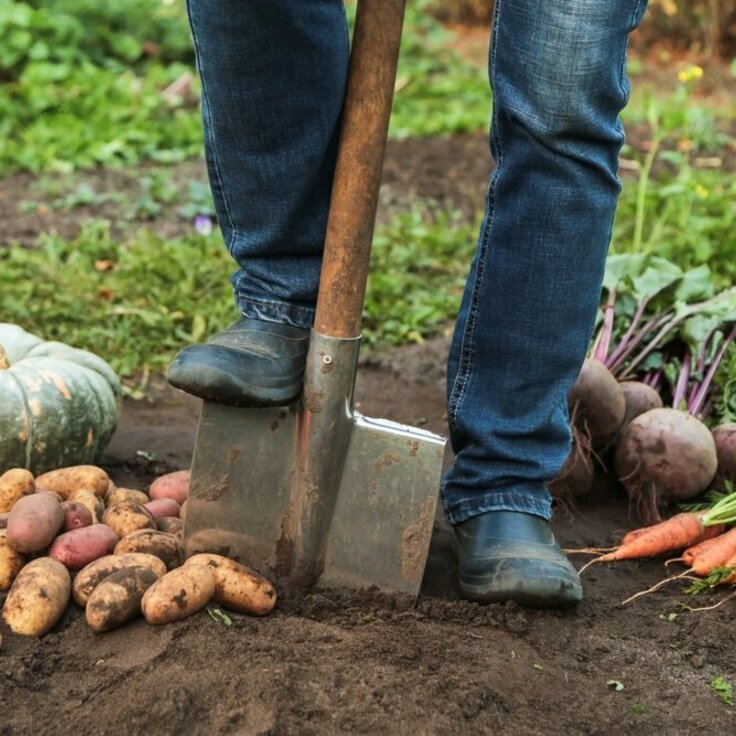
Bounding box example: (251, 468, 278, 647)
(2, 48, 736, 735)
(2, 339, 736, 735)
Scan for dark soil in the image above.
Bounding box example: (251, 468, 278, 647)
(2, 337, 736, 735)
(2, 56, 736, 731)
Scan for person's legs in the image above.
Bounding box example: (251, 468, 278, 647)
(445, 0, 648, 605)
(169, 0, 349, 405)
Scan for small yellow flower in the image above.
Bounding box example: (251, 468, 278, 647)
(678, 64, 704, 84)
(694, 184, 709, 199)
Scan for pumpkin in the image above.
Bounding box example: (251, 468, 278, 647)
(0, 324, 121, 475)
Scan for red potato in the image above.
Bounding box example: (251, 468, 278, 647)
(48, 524, 119, 570)
(144, 498, 180, 521)
(6, 492, 65, 554)
(60, 501, 93, 532)
(149, 470, 190, 505)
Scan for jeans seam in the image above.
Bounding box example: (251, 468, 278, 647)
(447, 0, 505, 433)
(186, 1, 237, 252)
(237, 294, 316, 317)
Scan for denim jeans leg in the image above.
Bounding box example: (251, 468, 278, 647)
(442, 0, 649, 524)
(185, 1, 349, 329)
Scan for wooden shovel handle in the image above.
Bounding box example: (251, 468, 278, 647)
(313, 0, 406, 338)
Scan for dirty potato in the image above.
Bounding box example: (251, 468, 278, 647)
(73, 552, 167, 606)
(2, 557, 71, 636)
(141, 564, 215, 625)
(156, 517, 183, 535)
(86, 566, 160, 632)
(69, 489, 105, 523)
(103, 501, 156, 538)
(35, 465, 110, 500)
(0, 469, 35, 513)
(0, 530, 27, 591)
(114, 529, 184, 570)
(106, 488, 149, 507)
(185, 553, 277, 615)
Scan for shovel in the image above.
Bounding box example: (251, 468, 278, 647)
(183, 0, 446, 599)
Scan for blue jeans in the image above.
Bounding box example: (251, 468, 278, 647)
(186, 0, 648, 524)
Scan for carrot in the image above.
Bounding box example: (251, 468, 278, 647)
(594, 512, 708, 564)
(682, 527, 728, 566)
(689, 526, 736, 577)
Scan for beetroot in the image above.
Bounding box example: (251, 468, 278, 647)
(712, 423, 736, 491)
(569, 358, 626, 449)
(614, 407, 717, 523)
(619, 381, 663, 427)
(549, 442, 595, 502)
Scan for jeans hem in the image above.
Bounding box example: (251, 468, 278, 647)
(236, 295, 315, 331)
(441, 488, 553, 525)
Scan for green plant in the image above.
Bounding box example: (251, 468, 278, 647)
(709, 675, 734, 706)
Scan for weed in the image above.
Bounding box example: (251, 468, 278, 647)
(709, 675, 733, 706)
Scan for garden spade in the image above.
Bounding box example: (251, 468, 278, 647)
(183, 0, 446, 598)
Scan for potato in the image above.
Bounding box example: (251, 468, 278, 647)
(0, 469, 35, 513)
(2, 557, 71, 636)
(114, 529, 184, 570)
(103, 501, 156, 538)
(156, 517, 183, 535)
(48, 524, 118, 570)
(180, 500, 188, 523)
(60, 501, 93, 532)
(69, 489, 105, 523)
(35, 465, 110, 500)
(86, 566, 160, 632)
(0, 530, 27, 591)
(0, 512, 8, 530)
(6, 492, 64, 553)
(106, 487, 150, 507)
(185, 553, 277, 615)
(73, 553, 167, 606)
(149, 470, 190, 505)
(141, 565, 215, 625)
(144, 498, 180, 521)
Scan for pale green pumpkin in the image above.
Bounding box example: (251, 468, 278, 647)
(0, 324, 122, 475)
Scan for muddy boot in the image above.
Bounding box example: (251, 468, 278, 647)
(454, 510, 582, 608)
(167, 317, 310, 407)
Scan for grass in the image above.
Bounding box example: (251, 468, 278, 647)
(1, 0, 734, 402)
(0, 210, 477, 381)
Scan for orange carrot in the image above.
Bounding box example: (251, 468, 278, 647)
(619, 511, 720, 548)
(595, 512, 708, 564)
(682, 527, 728, 566)
(689, 526, 736, 576)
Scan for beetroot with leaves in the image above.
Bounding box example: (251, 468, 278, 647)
(712, 423, 736, 491)
(614, 407, 717, 523)
(619, 381, 663, 427)
(568, 358, 626, 449)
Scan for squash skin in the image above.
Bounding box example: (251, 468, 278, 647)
(0, 324, 121, 475)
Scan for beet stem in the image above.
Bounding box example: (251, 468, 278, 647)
(688, 324, 736, 417)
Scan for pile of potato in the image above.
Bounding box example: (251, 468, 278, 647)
(0, 465, 276, 639)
